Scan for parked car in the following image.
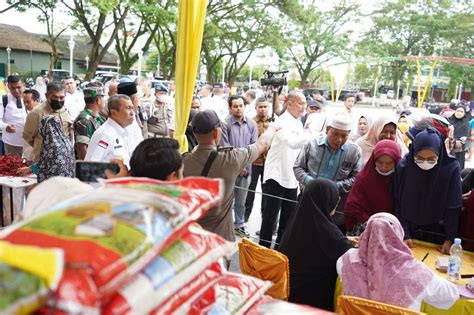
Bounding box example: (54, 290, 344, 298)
(40, 69, 81, 83)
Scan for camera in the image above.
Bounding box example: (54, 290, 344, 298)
(260, 70, 288, 87)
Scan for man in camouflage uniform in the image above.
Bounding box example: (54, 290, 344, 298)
(74, 87, 107, 159)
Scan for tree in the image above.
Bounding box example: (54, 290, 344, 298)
(114, 0, 176, 76)
(6, 0, 69, 79)
(201, 0, 283, 85)
(282, 1, 358, 88)
(358, 0, 461, 91)
(61, 0, 130, 79)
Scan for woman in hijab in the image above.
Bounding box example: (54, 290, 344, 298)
(338, 213, 458, 311)
(394, 128, 462, 254)
(345, 140, 402, 233)
(37, 115, 75, 182)
(356, 115, 407, 164)
(278, 178, 353, 311)
(448, 105, 470, 169)
(350, 114, 372, 141)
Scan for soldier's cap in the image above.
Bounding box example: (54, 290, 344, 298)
(213, 83, 224, 89)
(154, 83, 169, 92)
(191, 110, 221, 134)
(307, 100, 322, 109)
(117, 81, 137, 96)
(83, 87, 104, 98)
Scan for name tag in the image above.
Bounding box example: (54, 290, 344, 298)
(114, 145, 123, 149)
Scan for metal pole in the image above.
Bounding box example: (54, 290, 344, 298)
(249, 66, 252, 87)
(395, 80, 400, 101)
(458, 83, 463, 100)
(6, 46, 11, 76)
(138, 51, 143, 78)
(221, 58, 225, 84)
(68, 34, 75, 76)
(85, 56, 89, 71)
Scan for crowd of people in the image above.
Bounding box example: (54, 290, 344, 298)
(1, 73, 473, 312)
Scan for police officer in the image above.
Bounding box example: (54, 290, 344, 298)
(85, 94, 134, 166)
(74, 86, 107, 159)
(183, 110, 276, 241)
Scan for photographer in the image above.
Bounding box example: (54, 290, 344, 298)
(260, 70, 288, 119)
(245, 97, 271, 222)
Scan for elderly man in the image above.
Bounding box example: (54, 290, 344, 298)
(85, 94, 135, 167)
(293, 114, 362, 233)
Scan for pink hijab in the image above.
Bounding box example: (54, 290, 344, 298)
(356, 115, 408, 163)
(341, 213, 434, 308)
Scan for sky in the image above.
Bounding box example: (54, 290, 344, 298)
(0, 0, 383, 84)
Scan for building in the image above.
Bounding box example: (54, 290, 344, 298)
(0, 23, 118, 78)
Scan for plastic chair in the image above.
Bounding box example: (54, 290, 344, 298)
(238, 238, 289, 300)
(337, 295, 425, 315)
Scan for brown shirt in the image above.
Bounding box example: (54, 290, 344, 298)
(23, 103, 71, 162)
(253, 115, 269, 166)
(183, 144, 260, 241)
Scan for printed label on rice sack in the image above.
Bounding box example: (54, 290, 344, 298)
(0, 187, 193, 314)
(178, 273, 272, 315)
(151, 262, 224, 315)
(0, 262, 48, 315)
(105, 177, 223, 221)
(103, 224, 234, 315)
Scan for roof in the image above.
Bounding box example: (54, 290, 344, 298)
(0, 23, 117, 64)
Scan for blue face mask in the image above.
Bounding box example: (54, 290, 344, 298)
(375, 167, 395, 176)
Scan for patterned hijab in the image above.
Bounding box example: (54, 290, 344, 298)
(37, 115, 75, 182)
(341, 213, 434, 308)
(356, 115, 408, 163)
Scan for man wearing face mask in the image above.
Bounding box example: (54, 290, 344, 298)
(23, 82, 72, 163)
(294, 114, 362, 234)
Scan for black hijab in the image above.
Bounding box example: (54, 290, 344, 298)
(448, 105, 470, 139)
(279, 178, 352, 310)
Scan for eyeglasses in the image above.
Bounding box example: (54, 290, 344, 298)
(414, 157, 438, 164)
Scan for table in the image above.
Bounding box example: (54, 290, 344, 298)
(412, 241, 474, 314)
(0, 175, 37, 226)
(334, 240, 474, 315)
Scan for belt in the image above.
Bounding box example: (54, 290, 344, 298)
(147, 132, 168, 138)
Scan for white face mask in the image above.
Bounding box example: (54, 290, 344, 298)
(415, 160, 437, 171)
(375, 167, 395, 176)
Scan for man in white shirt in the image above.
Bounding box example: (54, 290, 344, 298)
(117, 81, 145, 152)
(244, 89, 257, 118)
(259, 91, 312, 248)
(200, 84, 228, 120)
(63, 77, 86, 121)
(0, 75, 27, 156)
(85, 94, 135, 167)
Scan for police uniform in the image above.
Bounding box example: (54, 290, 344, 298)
(183, 110, 260, 241)
(85, 118, 132, 166)
(74, 109, 107, 146)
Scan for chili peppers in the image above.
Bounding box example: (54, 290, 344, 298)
(0, 155, 29, 177)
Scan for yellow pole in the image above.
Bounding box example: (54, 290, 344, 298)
(336, 67, 350, 103)
(419, 58, 439, 106)
(416, 59, 422, 108)
(330, 75, 335, 103)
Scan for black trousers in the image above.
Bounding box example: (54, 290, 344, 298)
(244, 164, 265, 222)
(259, 179, 297, 248)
